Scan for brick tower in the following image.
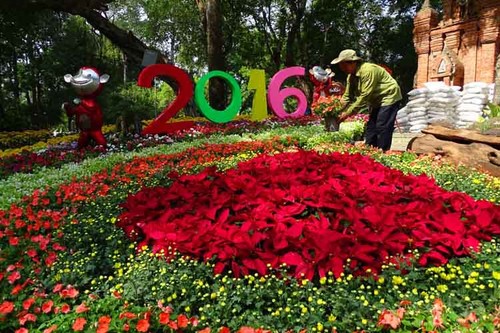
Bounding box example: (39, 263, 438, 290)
(413, 0, 500, 88)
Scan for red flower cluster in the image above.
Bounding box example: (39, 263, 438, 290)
(118, 150, 500, 279)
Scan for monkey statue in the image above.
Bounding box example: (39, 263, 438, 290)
(62, 67, 109, 149)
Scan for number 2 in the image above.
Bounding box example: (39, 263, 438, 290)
(137, 64, 194, 135)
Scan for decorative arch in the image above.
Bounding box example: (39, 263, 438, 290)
(430, 45, 464, 86)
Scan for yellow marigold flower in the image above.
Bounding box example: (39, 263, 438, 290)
(392, 276, 404, 285)
(466, 277, 477, 284)
(493, 271, 500, 280)
(317, 323, 324, 331)
(436, 285, 448, 293)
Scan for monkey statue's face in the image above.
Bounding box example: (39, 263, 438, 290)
(64, 67, 109, 97)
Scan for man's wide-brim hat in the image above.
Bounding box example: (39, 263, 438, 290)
(331, 49, 362, 64)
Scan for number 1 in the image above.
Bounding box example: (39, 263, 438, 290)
(248, 69, 268, 121)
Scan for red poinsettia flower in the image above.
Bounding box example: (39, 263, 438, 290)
(118, 150, 500, 280)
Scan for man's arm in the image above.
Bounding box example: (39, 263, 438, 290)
(338, 70, 376, 121)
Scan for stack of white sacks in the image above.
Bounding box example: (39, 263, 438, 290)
(405, 88, 429, 133)
(425, 82, 460, 125)
(487, 83, 495, 102)
(395, 106, 410, 132)
(456, 82, 490, 128)
(396, 81, 493, 132)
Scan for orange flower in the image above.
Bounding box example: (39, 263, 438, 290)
(41, 300, 53, 314)
(158, 312, 170, 325)
(22, 298, 35, 310)
(43, 324, 57, 333)
(198, 328, 211, 333)
(396, 307, 405, 319)
(377, 309, 402, 329)
(61, 285, 79, 298)
(60, 303, 71, 314)
(457, 318, 471, 328)
(219, 327, 231, 333)
(466, 312, 478, 323)
(432, 299, 444, 315)
(399, 300, 412, 307)
(75, 303, 90, 314)
(177, 314, 189, 328)
(136, 319, 150, 332)
(119, 312, 137, 320)
(19, 313, 36, 326)
(0, 301, 15, 315)
(72, 317, 87, 331)
(238, 327, 256, 333)
(97, 315, 111, 333)
(433, 316, 444, 329)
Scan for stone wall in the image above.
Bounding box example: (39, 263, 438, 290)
(413, 0, 500, 88)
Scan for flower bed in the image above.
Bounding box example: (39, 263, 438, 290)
(118, 150, 500, 280)
(0, 123, 499, 332)
(0, 117, 323, 179)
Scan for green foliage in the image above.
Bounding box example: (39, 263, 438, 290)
(103, 83, 160, 126)
(486, 103, 500, 118)
(0, 12, 123, 130)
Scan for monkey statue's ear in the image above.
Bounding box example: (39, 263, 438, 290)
(64, 74, 73, 83)
(100, 74, 110, 84)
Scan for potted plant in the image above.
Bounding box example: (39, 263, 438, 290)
(311, 95, 345, 132)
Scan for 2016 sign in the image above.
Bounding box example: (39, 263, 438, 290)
(137, 64, 309, 135)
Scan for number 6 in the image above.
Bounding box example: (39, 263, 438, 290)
(267, 66, 307, 118)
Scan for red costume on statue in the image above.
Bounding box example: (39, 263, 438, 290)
(65, 98, 106, 148)
(308, 66, 345, 103)
(63, 67, 109, 149)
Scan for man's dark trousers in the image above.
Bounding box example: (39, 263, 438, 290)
(365, 102, 400, 151)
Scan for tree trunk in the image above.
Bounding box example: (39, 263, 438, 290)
(284, 0, 306, 67)
(11, 51, 20, 104)
(197, 0, 227, 110)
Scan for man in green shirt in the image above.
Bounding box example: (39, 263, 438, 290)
(331, 49, 402, 151)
